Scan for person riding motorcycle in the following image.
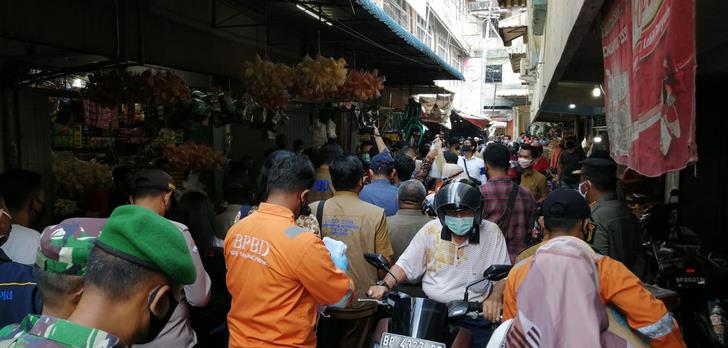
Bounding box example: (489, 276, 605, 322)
(367, 179, 510, 347)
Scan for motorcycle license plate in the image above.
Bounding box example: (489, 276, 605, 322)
(380, 333, 445, 348)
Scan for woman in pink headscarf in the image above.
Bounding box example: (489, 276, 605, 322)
(504, 237, 629, 347)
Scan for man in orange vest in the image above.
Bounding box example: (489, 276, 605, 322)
(503, 189, 686, 348)
(225, 154, 354, 348)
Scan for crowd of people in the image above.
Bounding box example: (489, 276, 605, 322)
(0, 127, 685, 347)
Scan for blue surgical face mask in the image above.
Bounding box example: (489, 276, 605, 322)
(361, 153, 371, 163)
(445, 215, 475, 236)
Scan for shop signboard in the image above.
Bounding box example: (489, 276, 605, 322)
(601, 0, 697, 177)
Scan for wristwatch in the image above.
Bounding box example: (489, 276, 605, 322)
(375, 280, 391, 290)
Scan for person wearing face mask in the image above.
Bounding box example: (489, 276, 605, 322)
(367, 179, 510, 347)
(309, 154, 393, 348)
(0, 169, 45, 265)
(6, 205, 198, 347)
(574, 158, 646, 278)
(503, 189, 686, 348)
(226, 154, 354, 348)
(518, 145, 550, 203)
(457, 138, 486, 185)
(236, 151, 324, 238)
(129, 169, 211, 348)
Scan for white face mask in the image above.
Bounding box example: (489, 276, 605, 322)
(518, 157, 533, 168)
(578, 180, 590, 200)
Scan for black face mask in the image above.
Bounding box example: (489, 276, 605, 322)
(296, 196, 310, 219)
(461, 145, 472, 153)
(141, 286, 178, 344)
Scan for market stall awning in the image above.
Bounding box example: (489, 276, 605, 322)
(0, 0, 465, 86)
(455, 110, 491, 129)
(354, 0, 465, 82)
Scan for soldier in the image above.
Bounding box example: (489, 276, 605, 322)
(0, 218, 105, 343)
(6, 205, 197, 347)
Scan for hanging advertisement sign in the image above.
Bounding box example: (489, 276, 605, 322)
(601, 0, 697, 177)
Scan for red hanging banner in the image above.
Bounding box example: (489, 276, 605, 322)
(601, 0, 697, 177)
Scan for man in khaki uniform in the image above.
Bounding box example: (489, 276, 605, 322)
(310, 154, 394, 348)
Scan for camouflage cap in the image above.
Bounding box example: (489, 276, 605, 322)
(36, 218, 106, 275)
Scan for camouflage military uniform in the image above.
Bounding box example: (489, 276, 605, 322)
(0, 219, 106, 347)
(4, 315, 125, 347)
(35, 218, 106, 275)
(0, 314, 38, 345)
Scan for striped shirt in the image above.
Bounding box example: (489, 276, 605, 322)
(481, 176, 537, 263)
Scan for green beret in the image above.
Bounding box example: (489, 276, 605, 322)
(96, 205, 196, 285)
(36, 218, 106, 275)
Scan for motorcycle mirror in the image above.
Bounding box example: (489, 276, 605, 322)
(482, 264, 512, 282)
(364, 253, 390, 271)
(447, 300, 469, 320)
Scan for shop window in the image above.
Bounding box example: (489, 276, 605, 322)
(437, 33, 449, 61)
(416, 15, 433, 47)
(485, 64, 503, 83)
(384, 0, 410, 30)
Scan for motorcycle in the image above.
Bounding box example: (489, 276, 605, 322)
(640, 193, 728, 347)
(361, 253, 511, 348)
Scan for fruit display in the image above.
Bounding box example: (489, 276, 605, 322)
(339, 68, 385, 102)
(242, 55, 293, 110)
(292, 55, 347, 101)
(163, 142, 225, 171)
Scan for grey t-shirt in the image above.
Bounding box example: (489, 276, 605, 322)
(386, 210, 433, 262)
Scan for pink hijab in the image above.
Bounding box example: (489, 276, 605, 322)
(506, 237, 630, 348)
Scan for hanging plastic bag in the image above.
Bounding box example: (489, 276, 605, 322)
(322, 237, 348, 272)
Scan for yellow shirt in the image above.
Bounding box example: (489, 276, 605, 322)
(520, 169, 549, 202)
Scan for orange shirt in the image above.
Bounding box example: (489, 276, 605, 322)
(504, 254, 686, 348)
(224, 203, 352, 348)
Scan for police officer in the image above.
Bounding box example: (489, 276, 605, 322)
(7, 205, 197, 347)
(0, 218, 104, 342)
(576, 158, 645, 278)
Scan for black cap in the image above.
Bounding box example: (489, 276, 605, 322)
(579, 158, 617, 183)
(132, 169, 176, 192)
(541, 189, 591, 219)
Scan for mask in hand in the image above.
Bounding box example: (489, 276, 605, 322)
(445, 215, 475, 236)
